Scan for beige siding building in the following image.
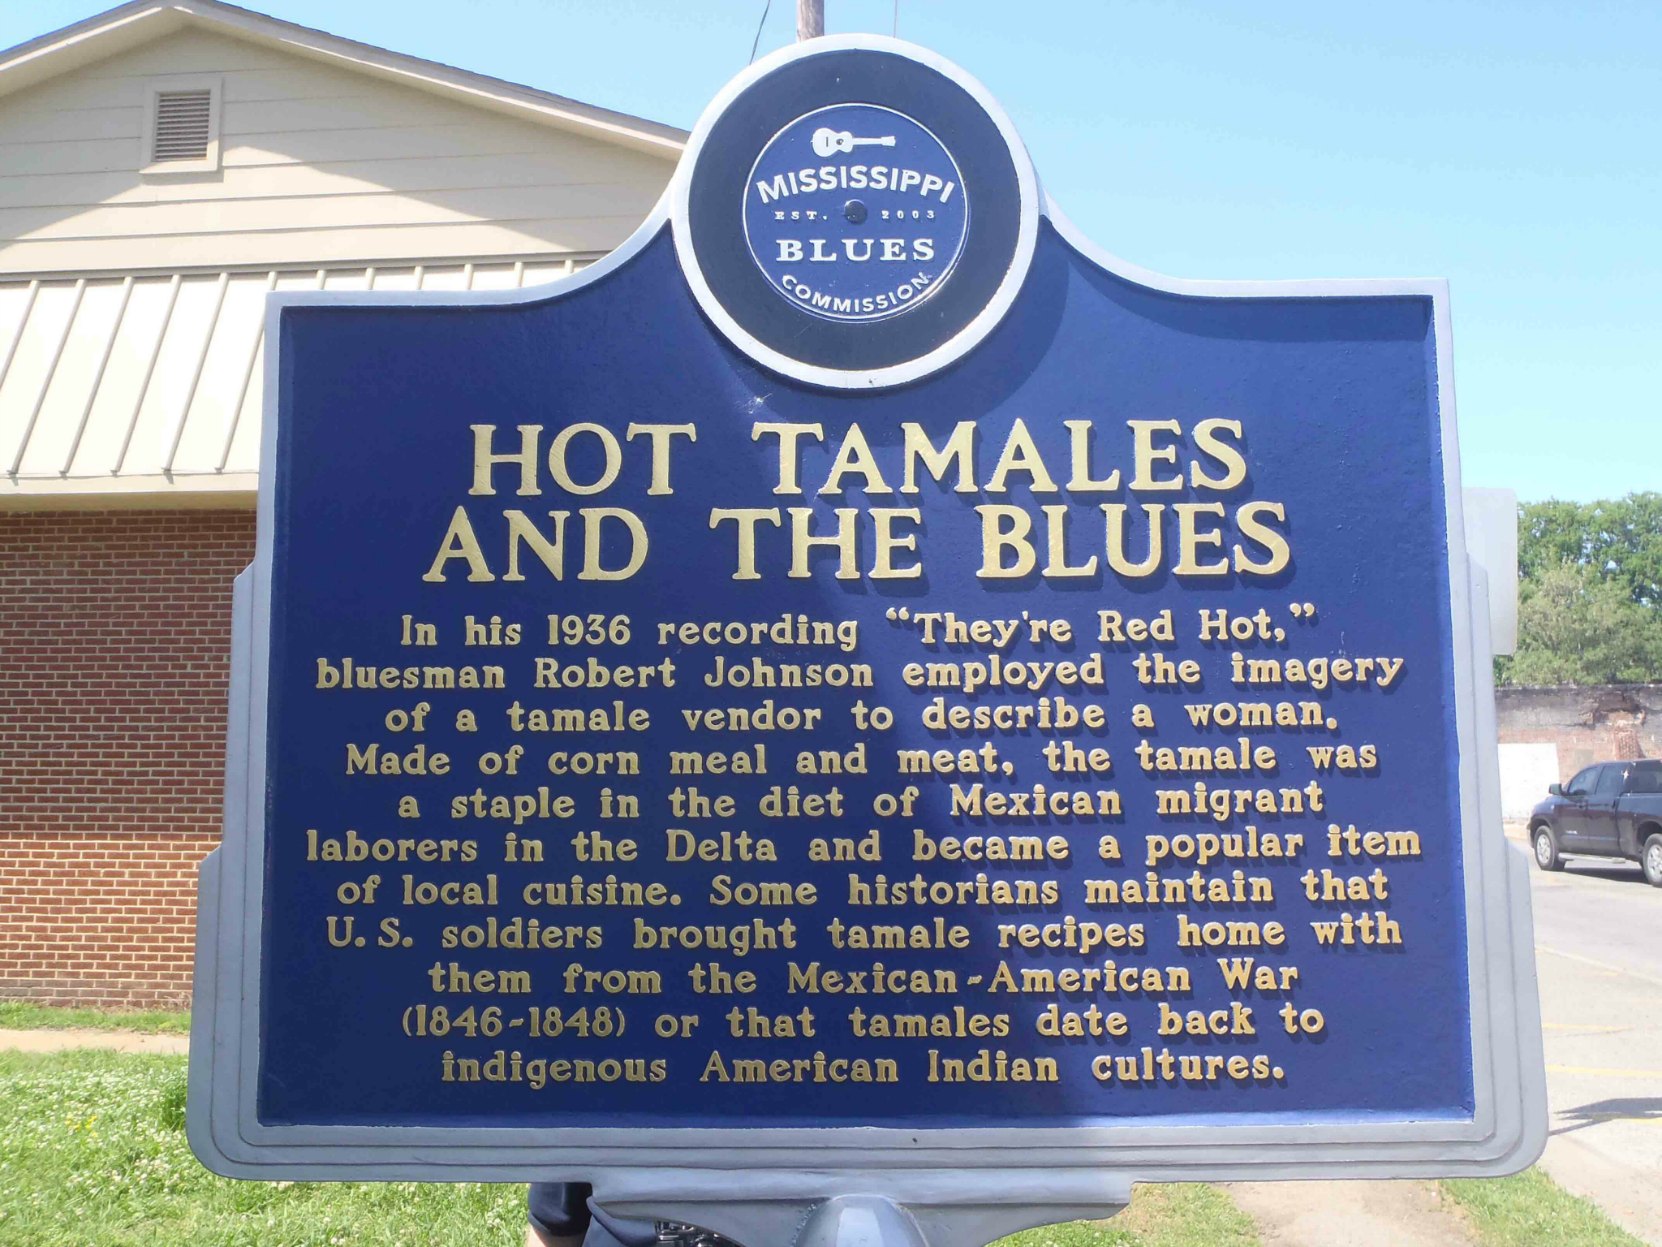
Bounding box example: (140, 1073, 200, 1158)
(1, 0, 681, 502)
(0, 0, 681, 1006)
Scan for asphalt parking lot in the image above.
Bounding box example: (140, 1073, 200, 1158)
(1522, 837, 1662, 1244)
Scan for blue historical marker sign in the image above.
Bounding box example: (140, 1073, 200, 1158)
(190, 34, 1545, 1207)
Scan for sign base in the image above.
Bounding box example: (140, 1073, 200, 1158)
(602, 1187, 1131, 1247)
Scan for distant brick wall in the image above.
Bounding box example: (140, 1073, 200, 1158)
(1497, 685, 1662, 781)
(0, 509, 253, 1008)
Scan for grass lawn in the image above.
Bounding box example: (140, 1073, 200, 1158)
(0, 1041, 1631, 1247)
(1001, 1186, 1257, 1247)
(0, 1048, 1247, 1247)
(1442, 1169, 1646, 1247)
(0, 1049, 524, 1247)
(0, 1002, 190, 1035)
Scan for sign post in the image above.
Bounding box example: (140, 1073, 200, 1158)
(190, 35, 1546, 1246)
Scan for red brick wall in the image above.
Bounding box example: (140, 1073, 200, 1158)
(0, 509, 253, 1009)
(1497, 685, 1662, 781)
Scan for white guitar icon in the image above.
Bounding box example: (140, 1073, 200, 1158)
(811, 127, 897, 157)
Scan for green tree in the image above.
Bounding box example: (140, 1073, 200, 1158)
(1517, 492, 1662, 608)
(1500, 492, 1662, 685)
(1499, 562, 1662, 685)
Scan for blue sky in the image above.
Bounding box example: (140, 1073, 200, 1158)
(6, 0, 1657, 503)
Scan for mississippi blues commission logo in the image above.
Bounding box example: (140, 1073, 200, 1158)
(675, 38, 1036, 385)
(743, 103, 969, 323)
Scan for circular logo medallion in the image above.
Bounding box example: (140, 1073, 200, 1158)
(673, 38, 1038, 388)
(742, 103, 969, 324)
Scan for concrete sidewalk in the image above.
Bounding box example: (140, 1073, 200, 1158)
(0, 1026, 189, 1055)
(1228, 1180, 1478, 1247)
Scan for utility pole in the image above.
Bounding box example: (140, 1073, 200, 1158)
(797, 0, 824, 41)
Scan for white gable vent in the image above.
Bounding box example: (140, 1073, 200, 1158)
(143, 78, 221, 173)
(153, 89, 212, 160)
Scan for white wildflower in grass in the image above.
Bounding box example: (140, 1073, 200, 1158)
(6, 1049, 1215, 1247)
(0, 1050, 531, 1246)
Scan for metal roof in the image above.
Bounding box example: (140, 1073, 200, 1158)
(0, 256, 590, 501)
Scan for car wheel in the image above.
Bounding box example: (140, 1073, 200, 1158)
(1643, 836, 1662, 888)
(1533, 825, 1563, 872)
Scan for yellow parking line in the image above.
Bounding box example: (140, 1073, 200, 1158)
(1569, 1113, 1662, 1127)
(1537, 945, 1662, 990)
(1542, 1023, 1626, 1033)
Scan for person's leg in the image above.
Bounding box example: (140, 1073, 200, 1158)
(527, 1182, 594, 1247)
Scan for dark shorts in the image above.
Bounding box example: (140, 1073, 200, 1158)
(529, 1182, 594, 1239)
